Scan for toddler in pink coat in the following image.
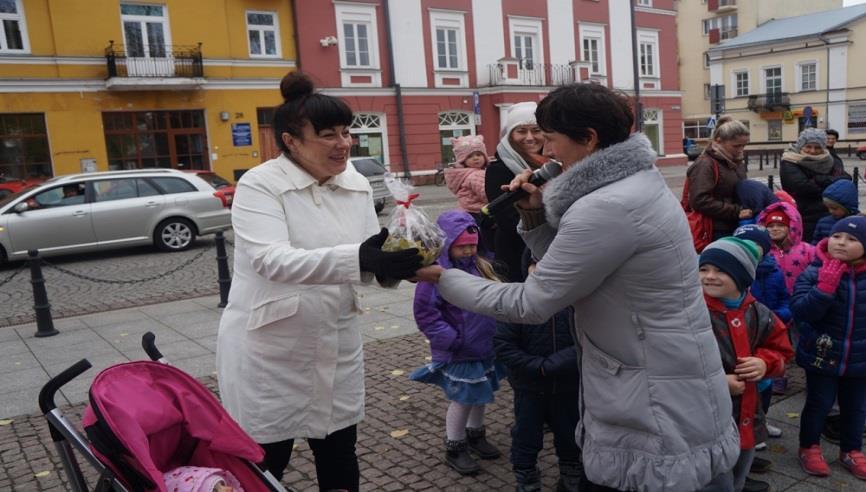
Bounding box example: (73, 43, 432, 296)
(164, 466, 243, 492)
(444, 135, 490, 214)
(757, 201, 816, 294)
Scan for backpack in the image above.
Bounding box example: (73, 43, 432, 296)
(681, 159, 719, 253)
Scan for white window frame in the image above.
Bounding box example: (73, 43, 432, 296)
(120, 3, 172, 58)
(429, 9, 468, 88)
(350, 112, 389, 167)
(797, 61, 818, 92)
(761, 65, 783, 95)
(637, 0, 652, 5)
(732, 70, 749, 97)
(578, 23, 606, 77)
(508, 16, 545, 77)
(637, 29, 660, 89)
(0, 0, 29, 53)
(245, 10, 281, 59)
(643, 108, 664, 156)
(335, 2, 381, 87)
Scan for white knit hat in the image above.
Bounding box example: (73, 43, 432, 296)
(500, 101, 538, 139)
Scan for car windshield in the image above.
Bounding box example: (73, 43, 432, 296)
(0, 185, 38, 209)
(197, 172, 231, 189)
(350, 158, 386, 177)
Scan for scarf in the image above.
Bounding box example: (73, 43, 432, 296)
(709, 141, 743, 166)
(495, 139, 544, 175)
(781, 149, 834, 174)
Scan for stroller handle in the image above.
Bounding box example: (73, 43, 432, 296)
(141, 331, 164, 361)
(39, 359, 92, 413)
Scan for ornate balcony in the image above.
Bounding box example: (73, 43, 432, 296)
(747, 92, 791, 113)
(104, 41, 205, 90)
(487, 60, 588, 87)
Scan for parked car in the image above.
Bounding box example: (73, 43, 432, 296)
(857, 144, 866, 160)
(184, 170, 235, 207)
(0, 169, 231, 264)
(348, 157, 391, 214)
(686, 143, 706, 161)
(0, 176, 44, 199)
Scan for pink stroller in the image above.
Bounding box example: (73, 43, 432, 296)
(39, 332, 287, 492)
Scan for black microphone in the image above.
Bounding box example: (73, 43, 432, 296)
(481, 161, 562, 217)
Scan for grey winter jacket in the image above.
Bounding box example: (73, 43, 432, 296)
(439, 134, 739, 491)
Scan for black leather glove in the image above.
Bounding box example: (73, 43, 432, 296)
(359, 228, 423, 279)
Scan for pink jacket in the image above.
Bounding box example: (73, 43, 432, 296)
(757, 201, 816, 294)
(444, 166, 487, 213)
(164, 466, 243, 492)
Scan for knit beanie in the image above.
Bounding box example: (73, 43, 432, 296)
(734, 224, 772, 256)
(450, 135, 488, 166)
(452, 228, 479, 247)
(830, 216, 866, 249)
(822, 179, 859, 214)
(500, 101, 538, 139)
(795, 128, 828, 152)
(699, 237, 760, 293)
(760, 209, 791, 227)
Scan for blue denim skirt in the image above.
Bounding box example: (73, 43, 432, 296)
(410, 358, 507, 406)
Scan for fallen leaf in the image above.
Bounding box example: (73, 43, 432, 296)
(120, 333, 128, 337)
(785, 412, 800, 419)
(391, 369, 405, 376)
(390, 325, 399, 329)
(399, 395, 410, 401)
(390, 429, 409, 438)
(34, 471, 50, 478)
(424, 356, 432, 362)
(364, 307, 371, 311)
(374, 326, 385, 331)
(0, 419, 13, 426)
(14, 361, 20, 365)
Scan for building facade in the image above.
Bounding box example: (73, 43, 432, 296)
(677, 0, 842, 143)
(0, 0, 296, 181)
(294, 0, 685, 180)
(707, 4, 866, 143)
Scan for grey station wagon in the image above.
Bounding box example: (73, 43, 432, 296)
(0, 169, 231, 263)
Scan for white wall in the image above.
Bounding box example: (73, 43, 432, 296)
(609, 0, 633, 90)
(472, 0, 505, 86)
(387, 0, 427, 87)
(547, 0, 575, 65)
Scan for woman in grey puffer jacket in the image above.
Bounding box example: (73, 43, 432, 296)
(415, 84, 740, 491)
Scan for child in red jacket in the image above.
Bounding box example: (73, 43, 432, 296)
(699, 237, 794, 491)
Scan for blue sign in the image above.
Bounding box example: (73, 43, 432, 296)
(803, 106, 814, 128)
(232, 123, 252, 147)
(706, 115, 717, 130)
(472, 91, 481, 115)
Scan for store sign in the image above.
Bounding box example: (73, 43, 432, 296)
(782, 110, 794, 122)
(849, 103, 866, 134)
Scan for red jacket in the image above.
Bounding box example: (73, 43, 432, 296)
(705, 293, 794, 449)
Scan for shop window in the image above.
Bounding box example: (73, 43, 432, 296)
(0, 113, 51, 179)
(768, 120, 783, 141)
(103, 110, 209, 171)
(350, 113, 387, 164)
(0, 0, 29, 53)
(247, 11, 280, 58)
(683, 119, 711, 139)
(438, 111, 474, 164)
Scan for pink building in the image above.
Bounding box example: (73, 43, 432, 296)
(293, 0, 685, 181)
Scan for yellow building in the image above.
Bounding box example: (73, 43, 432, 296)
(676, 0, 841, 142)
(707, 4, 866, 143)
(0, 0, 296, 181)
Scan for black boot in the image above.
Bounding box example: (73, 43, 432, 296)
(556, 460, 585, 492)
(445, 439, 480, 475)
(514, 466, 542, 492)
(749, 456, 773, 474)
(466, 426, 501, 459)
(742, 476, 771, 492)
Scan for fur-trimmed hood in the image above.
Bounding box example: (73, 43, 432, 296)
(543, 133, 657, 227)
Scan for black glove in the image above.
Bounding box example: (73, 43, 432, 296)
(359, 228, 423, 279)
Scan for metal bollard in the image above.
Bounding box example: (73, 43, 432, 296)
(855, 167, 860, 192)
(767, 174, 775, 191)
(29, 250, 57, 337)
(215, 231, 231, 308)
(759, 153, 764, 171)
(774, 153, 779, 169)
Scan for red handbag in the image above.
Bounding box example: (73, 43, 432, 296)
(681, 160, 719, 253)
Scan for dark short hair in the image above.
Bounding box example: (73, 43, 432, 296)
(826, 129, 839, 139)
(273, 72, 353, 154)
(535, 83, 633, 149)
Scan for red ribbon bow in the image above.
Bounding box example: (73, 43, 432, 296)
(396, 193, 420, 208)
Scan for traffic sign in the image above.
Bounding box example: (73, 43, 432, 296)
(706, 115, 717, 130)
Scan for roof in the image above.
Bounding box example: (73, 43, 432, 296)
(710, 3, 866, 51)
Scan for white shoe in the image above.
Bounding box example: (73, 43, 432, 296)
(766, 423, 783, 438)
(755, 441, 768, 451)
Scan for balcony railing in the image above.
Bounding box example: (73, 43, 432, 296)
(720, 29, 738, 40)
(747, 92, 791, 112)
(488, 62, 579, 87)
(105, 41, 203, 79)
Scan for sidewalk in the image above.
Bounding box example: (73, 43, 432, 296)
(3, 290, 866, 490)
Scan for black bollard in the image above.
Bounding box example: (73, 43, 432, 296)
(29, 250, 57, 337)
(855, 167, 860, 192)
(767, 174, 775, 191)
(759, 153, 764, 171)
(215, 231, 231, 308)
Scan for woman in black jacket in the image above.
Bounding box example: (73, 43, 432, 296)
(780, 128, 850, 243)
(484, 102, 546, 282)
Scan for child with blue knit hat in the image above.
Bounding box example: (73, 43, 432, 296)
(700, 237, 794, 491)
(793, 215, 866, 480)
(812, 179, 860, 245)
(736, 181, 779, 227)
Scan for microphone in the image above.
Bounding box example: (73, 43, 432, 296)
(481, 161, 562, 217)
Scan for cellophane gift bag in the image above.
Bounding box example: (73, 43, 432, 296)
(379, 174, 445, 287)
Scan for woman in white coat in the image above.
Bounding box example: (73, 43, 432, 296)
(216, 72, 422, 491)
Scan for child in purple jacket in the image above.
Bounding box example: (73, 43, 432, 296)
(411, 210, 505, 476)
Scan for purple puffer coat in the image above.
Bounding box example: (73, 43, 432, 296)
(413, 210, 497, 363)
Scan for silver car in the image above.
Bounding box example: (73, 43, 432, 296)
(0, 169, 231, 263)
(348, 157, 391, 214)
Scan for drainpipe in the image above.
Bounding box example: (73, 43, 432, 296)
(290, 0, 302, 71)
(382, 1, 412, 179)
(819, 34, 831, 130)
(630, 1, 643, 131)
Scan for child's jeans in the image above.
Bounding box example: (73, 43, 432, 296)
(511, 390, 581, 476)
(800, 371, 866, 452)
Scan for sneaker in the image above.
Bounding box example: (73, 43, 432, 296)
(755, 441, 767, 451)
(766, 423, 783, 438)
(840, 450, 866, 480)
(742, 476, 771, 492)
(799, 445, 831, 477)
(750, 456, 773, 474)
(772, 377, 788, 395)
(822, 414, 841, 444)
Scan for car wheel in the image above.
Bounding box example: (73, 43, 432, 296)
(858, 151, 866, 160)
(154, 218, 196, 252)
(374, 199, 385, 214)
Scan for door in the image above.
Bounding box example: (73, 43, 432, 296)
(89, 178, 164, 245)
(121, 4, 174, 77)
(6, 182, 96, 255)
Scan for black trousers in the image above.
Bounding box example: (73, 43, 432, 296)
(260, 424, 359, 492)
